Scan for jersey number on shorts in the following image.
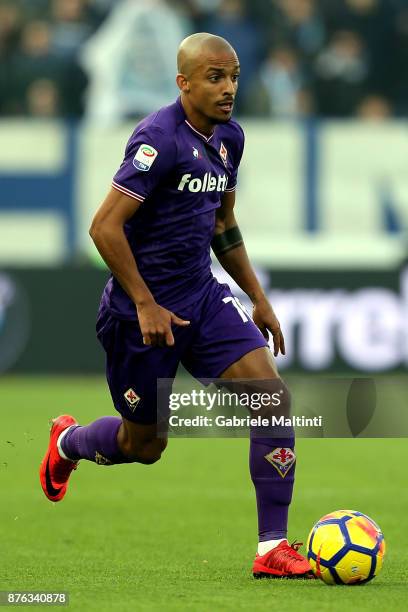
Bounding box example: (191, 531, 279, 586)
(222, 296, 249, 322)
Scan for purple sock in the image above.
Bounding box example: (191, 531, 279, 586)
(250, 434, 296, 541)
(248, 378, 296, 542)
(61, 416, 133, 465)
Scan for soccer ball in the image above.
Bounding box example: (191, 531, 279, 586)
(307, 510, 385, 585)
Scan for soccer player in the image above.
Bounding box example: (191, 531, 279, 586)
(40, 33, 313, 579)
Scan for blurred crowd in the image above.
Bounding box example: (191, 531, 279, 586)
(0, 0, 407, 121)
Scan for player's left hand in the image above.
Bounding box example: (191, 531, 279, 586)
(252, 299, 285, 357)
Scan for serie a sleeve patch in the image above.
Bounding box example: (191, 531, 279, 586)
(133, 144, 158, 172)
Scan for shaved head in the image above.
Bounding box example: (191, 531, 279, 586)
(176, 32, 240, 133)
(177, 33, 237, 78)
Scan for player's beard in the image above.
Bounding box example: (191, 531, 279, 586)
(210, 103, 234, 124)
(210, 113, 232, 125)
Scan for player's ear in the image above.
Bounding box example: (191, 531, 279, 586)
(176, 73, 190, 93)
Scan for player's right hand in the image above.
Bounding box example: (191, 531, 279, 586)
(136, 301, 190, 347)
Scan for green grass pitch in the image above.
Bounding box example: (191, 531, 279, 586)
(1, 377, 407, 611)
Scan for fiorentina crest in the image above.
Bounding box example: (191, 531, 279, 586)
(219, 142, 228, 166)
(124, 388, 141, 411)
(264, 447, 296, 478)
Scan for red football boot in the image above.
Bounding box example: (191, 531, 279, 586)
(253, 541, 315, 579)
(39, 415, 79, 502)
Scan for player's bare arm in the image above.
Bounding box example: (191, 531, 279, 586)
(90, 188, 189, 347)
(212, 190, 285, 356)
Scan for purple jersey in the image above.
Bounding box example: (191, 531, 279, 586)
(100, 96, 245, 320)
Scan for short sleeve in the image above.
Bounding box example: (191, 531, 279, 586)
(225, 123, 245, 192)
(112, 127, 176, 203)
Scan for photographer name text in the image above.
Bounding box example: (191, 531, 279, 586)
(169, 415, 323, 428)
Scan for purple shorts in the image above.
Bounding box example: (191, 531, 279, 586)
(96, 278, 268, 424)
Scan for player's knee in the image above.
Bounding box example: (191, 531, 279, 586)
(122, 445, 162, 465)
(135, 453, 161, 465)
(138, 439, 167, 465)
(251, 379, 291, 421)
(122, 438, 167, 465)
